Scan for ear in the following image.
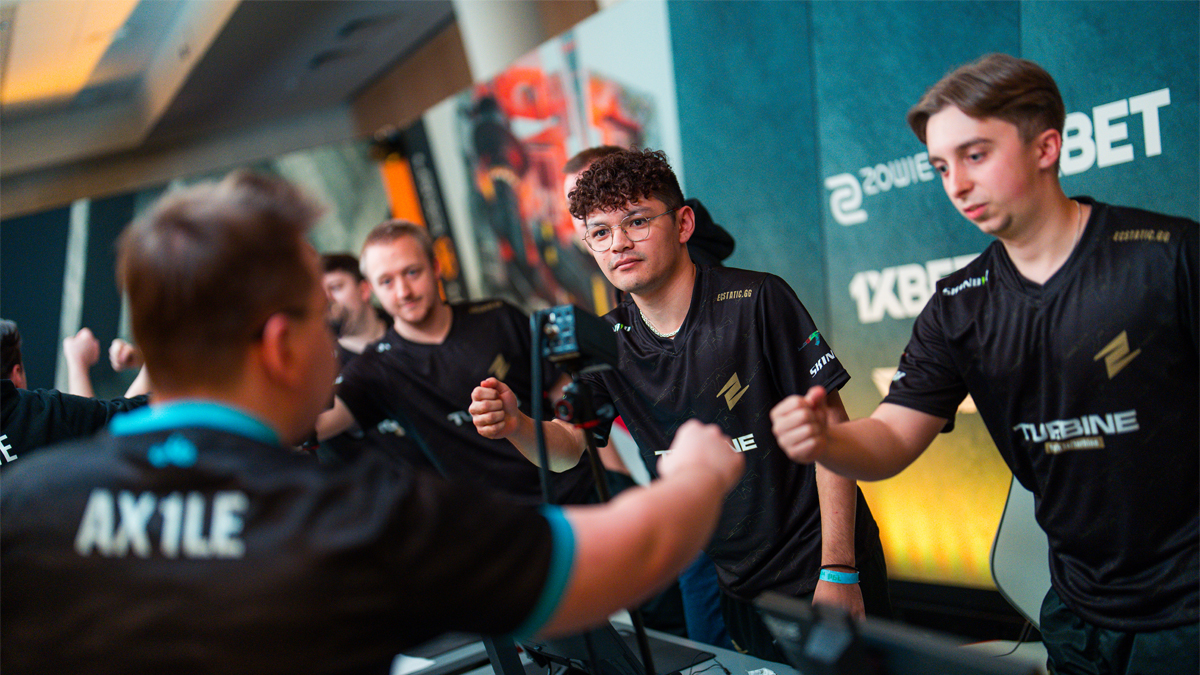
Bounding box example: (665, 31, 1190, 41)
(257, 313, 302, 389)
(676, 205, 696, 245)
(358, 279, 373, 303)
(1033, 127, 1062, 170)
(10, 363, 26, 389)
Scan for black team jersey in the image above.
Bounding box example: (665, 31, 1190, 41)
(0, 402, 572, 675)
(581, 265, 880, 601)
(321, 343, 431, 473)
(884, 198, 1198, 632)
(0, 379, 148, 470)
(338, 300, 595, 506)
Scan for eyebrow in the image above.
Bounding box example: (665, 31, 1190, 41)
(585, 205, 650, 229)
(928, 136, 993, 163)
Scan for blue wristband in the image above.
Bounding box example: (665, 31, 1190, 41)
(819, 568, 860, 584)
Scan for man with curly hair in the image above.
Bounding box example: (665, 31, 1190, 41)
(472, 148, 889, 661)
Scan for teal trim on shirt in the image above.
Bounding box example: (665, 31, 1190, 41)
(510, 505, 576, 641)
(110, 400, 280, 446)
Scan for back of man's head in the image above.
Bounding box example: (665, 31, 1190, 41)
(563, 145, 624, 177)
(1, 318, 22, 380)
(117, 171, 322, 392)
(568, 148, 685, 220)
(907, 53, 1065, 145)
(322, 252, 365, 283)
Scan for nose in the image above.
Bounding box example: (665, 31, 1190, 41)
(610, 225, 634, 252)
(948, 164, 972, 200)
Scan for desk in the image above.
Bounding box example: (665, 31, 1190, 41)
(394, 622, 797, 675)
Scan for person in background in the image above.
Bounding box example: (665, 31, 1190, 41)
(1, 319, 149, 469)
(317, 221, 599, 508)
(1, 171, 745, 675)
(316, 252, 423, 469)
(475, 148, 889, 661)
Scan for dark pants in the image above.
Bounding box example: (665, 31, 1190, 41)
(678, 551, 733, 649)
(1041, 588, 1199, 675)
(720, 529, 892, 663)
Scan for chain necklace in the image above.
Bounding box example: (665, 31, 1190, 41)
(639, 307, 679, 339)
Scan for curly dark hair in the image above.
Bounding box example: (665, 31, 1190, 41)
(568, 148, 685, 220)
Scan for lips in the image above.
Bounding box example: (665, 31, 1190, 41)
(610, 257, 642, 272)
(962, 203, 987, 220)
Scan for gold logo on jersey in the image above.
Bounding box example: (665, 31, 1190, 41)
(489, 354, 511, 380)
(715, 289, 753, 302)
(1094, 331, 1141, 379)
(718, 373, 750, 410)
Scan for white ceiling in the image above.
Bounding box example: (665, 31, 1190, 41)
(0, 0, 455, 178)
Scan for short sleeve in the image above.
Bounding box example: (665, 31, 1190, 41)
(756, 274, 850, 398)
(881, 294, 968, 428)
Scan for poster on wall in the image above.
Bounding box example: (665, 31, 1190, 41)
(453, 51, 657, 312)
(423, 0, 682, 313)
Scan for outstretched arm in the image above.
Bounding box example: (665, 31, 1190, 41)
(316, 396, 358, 441)
(535, 420, 743, 637)
(63, 328, 101, 397)
(772, 386, 946, 481)
(469, 377, 585, 472)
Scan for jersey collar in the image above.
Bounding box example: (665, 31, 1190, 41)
(110, 400, 280, 446)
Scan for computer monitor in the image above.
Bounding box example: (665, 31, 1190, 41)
(755, 592, 1040, 675)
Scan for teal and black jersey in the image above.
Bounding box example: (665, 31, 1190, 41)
(885, 198, 1198, 631)
(581, 265, 879, 601)
(338, 300, 595, 506)
(1, 401, 571, 675)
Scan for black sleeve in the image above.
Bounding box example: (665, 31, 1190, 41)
(756, 274, 850, 398)
(1177, 220, 1199, 355)
(336, 357, 387, 430)
(881, 293, 968, 428)
(20, 389, 148, 455)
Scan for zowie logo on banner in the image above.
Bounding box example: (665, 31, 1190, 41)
(825, 88, 1174, 226)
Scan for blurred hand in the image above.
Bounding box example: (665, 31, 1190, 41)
(108, 339, 144, 372)
(62, 328, 100, 368)
(656, 419, 743, 491)
(469, 377, 521, 439)
(770, 386, 830, 464)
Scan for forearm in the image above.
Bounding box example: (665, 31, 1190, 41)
(542, 466, 728, 636)
(821, 411, 930, 481)
(65, 361, 95, 397)
(124, 367, 152, 398)
(816, 464, 857, 565)
(507, 414, 585, 473)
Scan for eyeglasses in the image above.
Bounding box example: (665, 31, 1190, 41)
(582, 207, 678, 252)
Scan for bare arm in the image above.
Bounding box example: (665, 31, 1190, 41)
(315, 396, 357, 441)
(536, 420, 743, 637)
(772, 386, 947, 481)
(469, 377, 585, 472)
(62, 328, 100, 397)
(809, 390, 865, 618)
(123, 366, 153, 398)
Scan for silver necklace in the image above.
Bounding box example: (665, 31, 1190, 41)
(639, 307, 679, 339)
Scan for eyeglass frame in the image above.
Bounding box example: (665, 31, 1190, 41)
(580, 206, 680, 252)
